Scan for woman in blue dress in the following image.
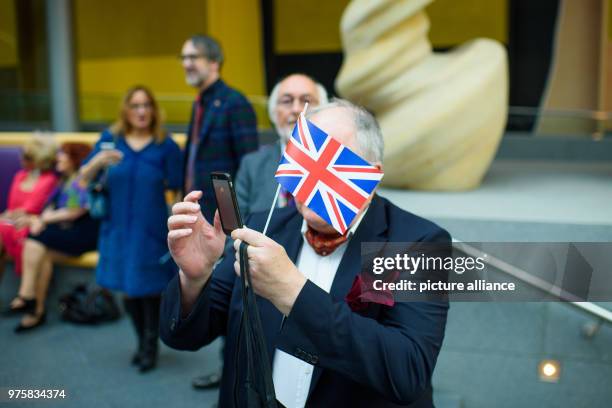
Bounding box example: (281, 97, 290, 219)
(81, 85, 182, 372)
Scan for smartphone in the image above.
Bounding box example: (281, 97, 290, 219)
(210, 172, 243, 235)
(100, 141, 116, 150)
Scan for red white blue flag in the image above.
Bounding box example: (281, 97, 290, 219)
(275, 113, 384, 234)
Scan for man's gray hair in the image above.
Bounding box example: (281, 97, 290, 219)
(267, 74, 328, 124)
(190, 34, 224, 66)
(307, 98, 384, 163)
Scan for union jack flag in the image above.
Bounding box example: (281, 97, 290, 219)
(275, 112, 384, 234)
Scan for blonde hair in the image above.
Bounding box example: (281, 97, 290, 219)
(22, 134, 57, 171)
(110, 85, 166, 143)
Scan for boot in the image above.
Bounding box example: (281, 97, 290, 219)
(139, 295, 161, 373)
(123, 297, 145, 366)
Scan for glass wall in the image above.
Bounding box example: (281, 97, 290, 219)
(0, 0, 50, 130)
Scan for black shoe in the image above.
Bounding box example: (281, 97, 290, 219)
(138, 350, 157, 373)
(138, 296, 160, 373)
(123, 297, 145, 367)
(4, 296, 36, 316)
(131, 351, 142, 366)
(138, 331, 158, 373)
(137, 333, 157, 373)
(14, 312, 46, 333)
(192, 372, 222, 389)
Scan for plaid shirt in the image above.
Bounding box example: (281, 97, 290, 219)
(183, 79, 258, 222)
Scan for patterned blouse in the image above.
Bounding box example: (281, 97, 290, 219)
(49, 175, 89, 210)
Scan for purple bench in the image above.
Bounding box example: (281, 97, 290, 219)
(0, 146, 23, 212)
(0, 145, 98, 268)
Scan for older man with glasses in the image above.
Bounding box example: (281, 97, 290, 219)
(235, 73, 328, 218)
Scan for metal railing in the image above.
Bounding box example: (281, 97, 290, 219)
(453, 239, 612, 337)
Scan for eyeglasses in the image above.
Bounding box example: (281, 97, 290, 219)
(277, 96, 317, 109)
(178, 53, 206, 63)
(128, 102, 153, 111)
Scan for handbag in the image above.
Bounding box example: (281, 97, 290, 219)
(88, 134, 117, 220)
(88, 167, 109, 220)
(59, 283, 120, 324)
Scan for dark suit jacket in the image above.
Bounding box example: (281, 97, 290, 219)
(184, 79, 258, 222)
(160, 195, 450, 407)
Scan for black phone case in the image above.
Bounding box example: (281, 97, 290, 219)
(210, 172, 244, 234)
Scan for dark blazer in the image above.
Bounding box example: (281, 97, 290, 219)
(160, 195, 451, 407)
(184, 79, 258, 222)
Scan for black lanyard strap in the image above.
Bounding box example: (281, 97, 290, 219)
(234, 241, 280, 408)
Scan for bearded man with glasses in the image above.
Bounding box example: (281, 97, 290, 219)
(179, 34, 258, 224)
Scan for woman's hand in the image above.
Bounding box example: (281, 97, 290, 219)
(29, 216, 46, 236)
(80, 149, 123, 184)
(93, 149, 123, 168)
(13, 214, 34, 229)
(1, 210, 25, 223)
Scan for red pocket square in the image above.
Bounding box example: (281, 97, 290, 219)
(345, 271, 399, 312)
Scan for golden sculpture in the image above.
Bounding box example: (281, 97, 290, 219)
(336, 0, 508, 190)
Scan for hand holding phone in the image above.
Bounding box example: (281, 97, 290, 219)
(167, 190, 226, 312)
(210, 172, 243, 235)
(100, 141, 116, 151)
(95, 142, 123, 167)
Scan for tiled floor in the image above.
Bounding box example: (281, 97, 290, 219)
(0, 266, 222, 408)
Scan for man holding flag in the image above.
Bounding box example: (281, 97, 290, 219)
(160, 99, 450, 407)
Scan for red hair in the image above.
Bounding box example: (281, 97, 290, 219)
(60, 142, 92, 169)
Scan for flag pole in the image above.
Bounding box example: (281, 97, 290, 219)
(263, 103, 309, 236)
(262, 184, 281, 236)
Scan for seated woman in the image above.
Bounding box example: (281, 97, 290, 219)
(11, 143, 99, 333)
(80, 85, 182, 371)
(0, 136, 58, 287)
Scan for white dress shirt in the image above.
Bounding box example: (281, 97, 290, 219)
(272, 209, 368, 408)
